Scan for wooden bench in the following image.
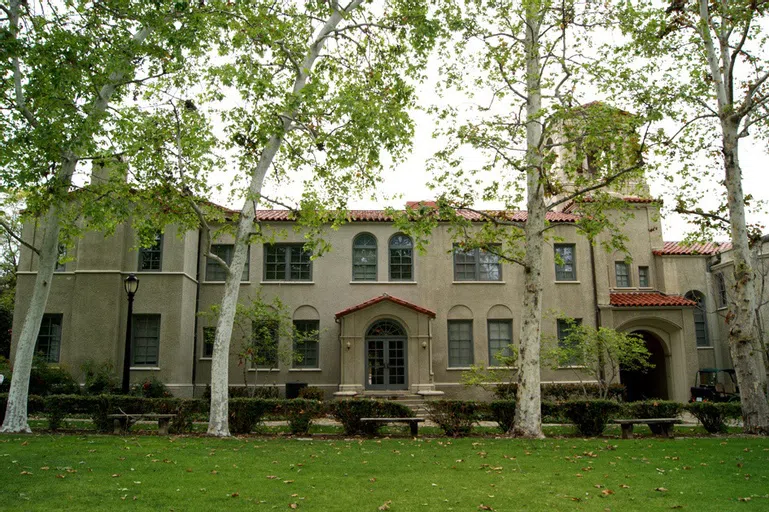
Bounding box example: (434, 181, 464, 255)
(360, 417, 425, 436)
(108, 413, 176, 435)
(613, 418, 680, 439)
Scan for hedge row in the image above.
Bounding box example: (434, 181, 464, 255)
(494, 383, 626, 401)
(0, 394, 745, 437)
(429, 399, 744, 437)
(0, 395, 410, 436)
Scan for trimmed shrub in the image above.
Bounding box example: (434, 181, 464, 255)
(330, 399, 413, 435)
(427, 400, 481, 437)
(228, 398, 274, 434)
(130, 377, 170, 398)
(81, 360, 119, 395)
(27, 356, 80, 396)
(274, 399, 325, 435)
(495, 383, 626, 401)
(624, 400, 683, 434)
(685, 402, 741, 434)
(489, 400, 516, 433)
(562, 399, 622, 436)
(541, 400, 566, 423)
(298, 386, 325, 401)
(44, 395, 94, 431)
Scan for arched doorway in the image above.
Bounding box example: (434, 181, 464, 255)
(365, 319, 408, 390)
(621, 330, 668, 401)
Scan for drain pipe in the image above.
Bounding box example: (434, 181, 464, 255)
(590, 240, 605, 383)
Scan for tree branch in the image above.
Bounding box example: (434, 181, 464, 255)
(0, 217, 39, 255)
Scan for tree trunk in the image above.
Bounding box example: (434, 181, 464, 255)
(721, 124, 769, 434)
(513, 2, 545, 439)
(206, 3, 361, 436)
(1, 206, 62, 433)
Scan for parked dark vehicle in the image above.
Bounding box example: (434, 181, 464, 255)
(690, 368, 739, 402)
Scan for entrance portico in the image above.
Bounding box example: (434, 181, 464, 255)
(334, 294, 442, 397)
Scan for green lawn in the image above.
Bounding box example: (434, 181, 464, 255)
(0, 434, 767, 511)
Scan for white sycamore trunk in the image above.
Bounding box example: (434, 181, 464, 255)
(513, 2, 545, 439)
(1, 206, 62, 433)
(206, 2, 362, 436)
(0, 15, 151, 432)
(721, 125, 769, 433)
(697, 0, 769, 433)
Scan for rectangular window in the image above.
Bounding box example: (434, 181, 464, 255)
(139, 233, 162, 271)
(55, 244, 67, 272)
(453, 246, 501, 281)
(487, 320, 513, 366)
(715, 273, 727, 308)
(448, 320, 473, 367)
(202, 326, 215, 358)
(557, 318, 583, 366)
(205, 244, 249, 282)
(36, 314, 62, 363)
(293, 320, 319, 368)
(264, 244, 312, 281)
(132, 314, 160, 366)
(615, 261, 630, 287)
(554, 244, 576, 281)
(638, 266, 650, 287)
(252, 321, 279, 368)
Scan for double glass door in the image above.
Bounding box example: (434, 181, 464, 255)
(366, 338, 407, 390)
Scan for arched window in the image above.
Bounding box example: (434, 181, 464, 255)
(685, 291, 709, 347)
(352, 233, 377, 281)
(389, 233, 413, 281)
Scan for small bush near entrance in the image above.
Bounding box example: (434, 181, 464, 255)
(685, 401, 741, 434)
(427, 400, 483, 437)
(330, 399, 413, 435)
(562, 399, 622, 436)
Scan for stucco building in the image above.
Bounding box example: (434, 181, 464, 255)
(12, 187, 743, 403)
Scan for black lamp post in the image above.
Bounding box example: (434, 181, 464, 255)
(122, 274, 139, 394)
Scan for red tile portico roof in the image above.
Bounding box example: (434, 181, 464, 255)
(335, 293, 437, 319)
(253, 209, 579, 223)
(609, 292, 696, 308)
(653, 241, 732, 256)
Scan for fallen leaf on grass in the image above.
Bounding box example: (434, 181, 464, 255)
(56, 474, 65, 479)
(40, 467, 49, 470)
(656, 488, 668, 492)
(230, 492, 239, 498)
(620, 484, 630, 489)
(478, 505, 494, 511)
(738, 497, 751, 502)
(111, 474, 120, 478)
(266, 475, 278, 479)
(20, 471, 31, 475)
(289, 504, 298, 509)
(283, 480, 295, 484)
(378, 500, 392, 511)
(369, 478, 376, 483)
(601, 489, 615, 496)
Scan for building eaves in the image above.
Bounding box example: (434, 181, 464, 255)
(335, 293, 437, 319)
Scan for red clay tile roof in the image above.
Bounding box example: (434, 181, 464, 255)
(653, 241, 732, 256)
(609, 292, 696, 307)
(335, 293, 437, 319)
(253, 209, 579, 223)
